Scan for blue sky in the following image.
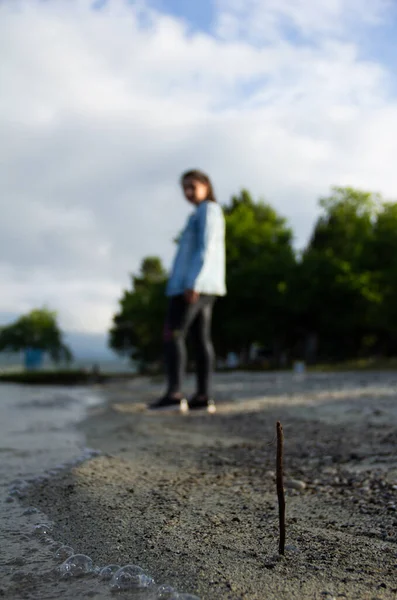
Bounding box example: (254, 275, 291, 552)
(90, 0, 397, 52)
(146, 1, 397, 40)
(115, 0, 397, 101)
(158, 0, 397, 78)
(2, 0, 397, 337)
(362, 21, 397, 83)
(90, 0, 397, 100)
(148, 0, 214, 32)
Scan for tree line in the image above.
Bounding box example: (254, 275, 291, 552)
(109, 186, 397, 369)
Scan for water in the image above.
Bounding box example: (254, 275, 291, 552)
(0, 383, 106, 597)
(0, 351, 137, 374)
(0, 383, 200, 599)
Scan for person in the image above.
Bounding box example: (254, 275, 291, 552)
(149, 169, 226, 412)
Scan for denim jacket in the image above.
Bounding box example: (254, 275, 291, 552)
(166, 200, 227, 297)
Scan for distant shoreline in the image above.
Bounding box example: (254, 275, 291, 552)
(3, 356, 397, 385)
(0, 369, 139, 385)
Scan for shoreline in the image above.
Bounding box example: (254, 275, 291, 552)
(0, 370, 138, 386)
(3, 356, 397, 386)
(14, 372, 397, 599)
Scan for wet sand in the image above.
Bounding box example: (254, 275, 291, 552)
(14, 372, 397, 599)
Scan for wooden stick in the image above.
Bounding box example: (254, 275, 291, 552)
(276, 421, 286, 555)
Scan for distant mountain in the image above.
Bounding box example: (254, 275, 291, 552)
(64, 331, 118, 361)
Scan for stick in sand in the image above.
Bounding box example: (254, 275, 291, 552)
(276, 421, 285, 555)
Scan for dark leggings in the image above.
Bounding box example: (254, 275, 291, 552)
(163, 294, 216, 397)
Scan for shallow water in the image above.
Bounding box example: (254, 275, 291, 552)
(0, 384, 110, 598)
(0, 383, 197, 599)
(0, 384, 102, 480)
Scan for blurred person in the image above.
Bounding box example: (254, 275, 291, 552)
(149, 170, 226, 412)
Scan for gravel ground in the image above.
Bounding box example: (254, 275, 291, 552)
(17, 371, 397, 599)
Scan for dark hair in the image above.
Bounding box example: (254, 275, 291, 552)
(180, 169, 217, 202)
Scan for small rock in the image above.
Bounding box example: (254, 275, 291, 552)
(286, 479, 307, 491)
(285, 544, 300, 553)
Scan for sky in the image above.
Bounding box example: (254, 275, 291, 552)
(2, 0, 397, 339)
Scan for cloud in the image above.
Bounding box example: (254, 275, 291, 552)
(1, 0, 397, 333)
(0, 264, 120, 332)
(215, 0, 393, 43)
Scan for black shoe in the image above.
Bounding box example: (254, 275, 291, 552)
(188, 395, 216, 413)
(148, 395, 186, 411)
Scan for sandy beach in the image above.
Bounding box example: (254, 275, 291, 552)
(6, 371, 397, 599)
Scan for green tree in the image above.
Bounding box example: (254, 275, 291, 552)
(292, 187, 382, 360)
(109, 257, 167, 367)
(367, 201, 397, 353)
(110, 193, 297, 368)
(309, 187, 380, 266)
(110, 186, 397, 370)
(214, 190, 296, 362)
(0, 308, 73, 364)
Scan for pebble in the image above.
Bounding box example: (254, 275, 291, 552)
(286, 479, 307, 491)
(285, 544, 300, 553)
